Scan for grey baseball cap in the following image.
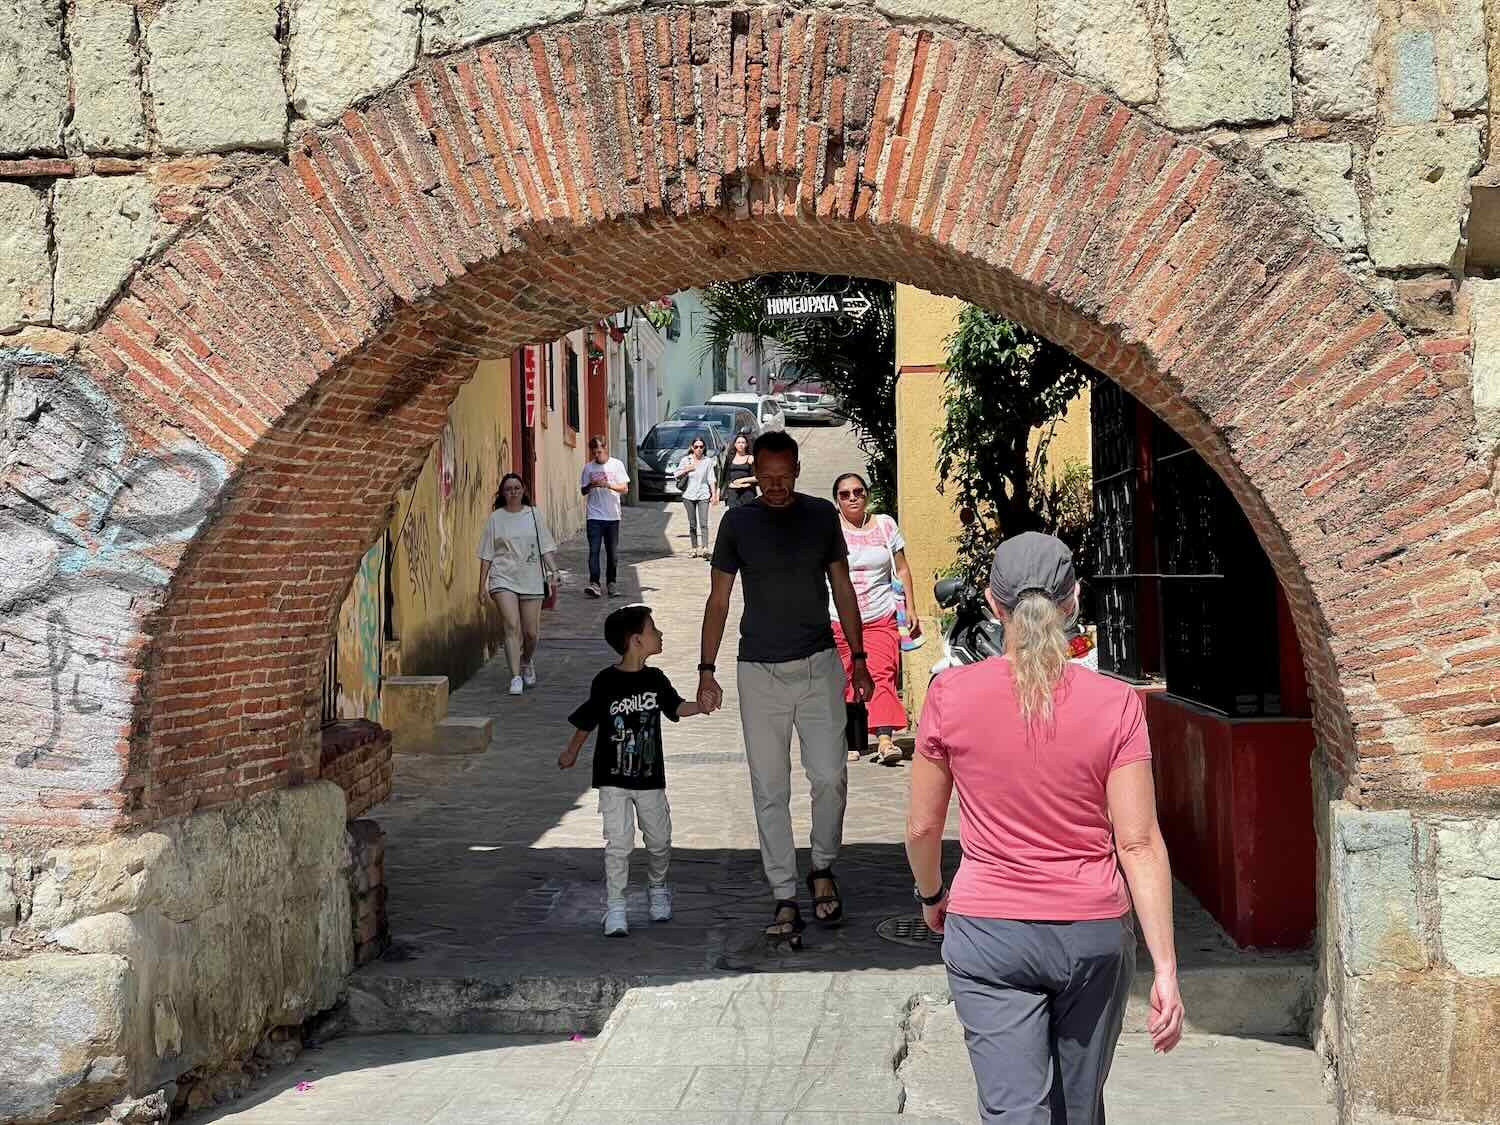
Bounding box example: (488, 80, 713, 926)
(988, 531, 1077, 610)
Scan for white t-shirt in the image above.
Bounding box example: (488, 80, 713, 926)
(580, 457, 629, 521)
(674, 454, 717, 501)
(478, 507, 557, 596)
(827, 513, 905, 622)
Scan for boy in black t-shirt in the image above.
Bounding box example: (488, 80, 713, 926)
(560, 604, 703, 936)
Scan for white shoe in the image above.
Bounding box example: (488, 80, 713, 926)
(607, 583, 619, 598)
(585, 582, 602, 598)
(508, 675, 524, 696)
(648, 885, 673, 922)
(521, 664, 537, 687)
(603, 905, 628, 936)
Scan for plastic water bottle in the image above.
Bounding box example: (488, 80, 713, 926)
(892, 575, 924, 652)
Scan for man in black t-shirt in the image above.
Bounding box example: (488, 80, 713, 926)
(697, 431, 874, 941)
(560, 605, 704, 937)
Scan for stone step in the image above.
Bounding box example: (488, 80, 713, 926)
(339, 958, 1313, 1040)
(380, 675, 448, 753)
(430, 715, 494, 754)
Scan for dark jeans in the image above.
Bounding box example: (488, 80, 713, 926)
(587, 518, 620, 585)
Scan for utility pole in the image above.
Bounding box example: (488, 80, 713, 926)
(623, 343, 640, 507)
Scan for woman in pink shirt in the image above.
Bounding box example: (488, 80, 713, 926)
(905, 532, 1184, 1124)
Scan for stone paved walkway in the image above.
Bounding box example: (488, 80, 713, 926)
(202, 424, 1333, 1122)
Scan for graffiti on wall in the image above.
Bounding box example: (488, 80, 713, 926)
(1, 349, 227, 772)
(335, 540, 384, 721)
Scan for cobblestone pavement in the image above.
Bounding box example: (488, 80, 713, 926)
(203, 424, 1332, 1122)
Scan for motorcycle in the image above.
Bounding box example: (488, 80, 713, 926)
(928, 576, 1100, 678)
(928, 575, 1005, 677)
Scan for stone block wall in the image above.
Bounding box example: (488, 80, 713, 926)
(1327, 802, 1500, 1123)
(0, 782, 351, 1124)
(319, 719, 394, 819)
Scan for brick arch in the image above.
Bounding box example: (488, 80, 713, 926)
(53, 4, 1496, 827)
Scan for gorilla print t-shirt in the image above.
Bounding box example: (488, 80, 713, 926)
(568, 665, 685, 791)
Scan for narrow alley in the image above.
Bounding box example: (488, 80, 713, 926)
(200, 426, 1332, 1124)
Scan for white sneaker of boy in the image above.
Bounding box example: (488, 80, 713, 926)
(508, 675, 524, 696)
(521, 664, 537, 687)
(603, 905, 628, 937)
(648, 885, 673, 922)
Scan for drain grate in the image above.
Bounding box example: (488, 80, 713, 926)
(669, 751, 746, 766)
(875, 913, 944, 947)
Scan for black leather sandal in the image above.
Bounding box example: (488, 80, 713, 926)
(766, 899, 805, 948)
(807, 867, 845, 927)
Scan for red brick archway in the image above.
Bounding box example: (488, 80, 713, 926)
(41, 5, 1497, 830)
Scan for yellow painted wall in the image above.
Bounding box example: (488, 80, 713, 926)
(385, 356, 515, 690)
(332, 344, 599, 714)
(532, 335, 591, 549)
(893, 284, 1093, 718)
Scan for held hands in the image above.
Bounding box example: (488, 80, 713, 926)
(1148, 970, 1186, 1054)
(696, 672, 724, 715)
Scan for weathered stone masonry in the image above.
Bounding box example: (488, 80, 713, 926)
(1, 3, 1497, 1123)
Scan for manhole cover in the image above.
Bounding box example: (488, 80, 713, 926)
(875, 914, 944, 947)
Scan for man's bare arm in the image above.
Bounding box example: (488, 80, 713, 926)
(698, 567, 736, 712)
(828, 560, 874, 702)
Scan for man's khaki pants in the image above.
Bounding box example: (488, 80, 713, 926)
(736, 648, 849, 902)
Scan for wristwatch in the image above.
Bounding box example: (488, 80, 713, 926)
(851, 651, 867, 662)
(698, 662, 716, 673)
(914, 883, 946, 907)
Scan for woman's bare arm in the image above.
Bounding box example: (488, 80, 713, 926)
(905, 751, 954, 931)
(1108, 759, 1185, 1052)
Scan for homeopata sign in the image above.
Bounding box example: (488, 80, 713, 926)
(763, 292, 873, 320)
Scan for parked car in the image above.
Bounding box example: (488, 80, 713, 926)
(636, 420, 727, 500)
(669, 404, 759, 443)
(778, 388, 840, 424)
(708, 392, 785, 432)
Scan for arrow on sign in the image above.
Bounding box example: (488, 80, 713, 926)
(841, 294, 872, 317)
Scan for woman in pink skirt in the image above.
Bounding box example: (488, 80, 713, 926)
(829, 473, 921, 764)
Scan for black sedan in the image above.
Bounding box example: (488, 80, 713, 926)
(636, 421, 726, 500)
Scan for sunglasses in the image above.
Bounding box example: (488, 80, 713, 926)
(837, 487, 866, 500)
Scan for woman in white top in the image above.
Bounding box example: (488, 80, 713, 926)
(673, 435, 720, 558)
(829, 472, 920, 765)
(478, 473, 560, 696)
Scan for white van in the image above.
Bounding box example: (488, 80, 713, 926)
(708, 392, 785, 432)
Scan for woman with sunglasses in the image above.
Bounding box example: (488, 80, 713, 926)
(829, 473, 920, 764)
(673, 434, 720, 558)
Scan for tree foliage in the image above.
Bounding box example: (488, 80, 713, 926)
(935, 306, 1093, 588)
(699, 274, 898, 511)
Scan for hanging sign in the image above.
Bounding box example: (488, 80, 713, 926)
(763, 292, 872, 320)
(523, 346, 539, 427)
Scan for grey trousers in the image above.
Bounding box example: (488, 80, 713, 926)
(598, 787, 671, 909)
(943, 912, 1136, 1125)
(736, 648, 848, 901)
(683, 497, 710, 547)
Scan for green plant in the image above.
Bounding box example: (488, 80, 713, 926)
(699, 275, 898, 514)
(934, 306, 1091, 588)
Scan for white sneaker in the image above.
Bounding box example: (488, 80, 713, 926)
(585, 582, 602, 598)
(607, 583, 619, 598)
(648, 885, 673, 922)
(603, 905, 628, 937)
(508, 675, 524, 696)
(521, 664, 537, 687)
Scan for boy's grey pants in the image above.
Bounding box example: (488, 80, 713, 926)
(943, 912, 1136, 1124)
(736, 648, 848, 901)
(598, 786, 671, 908)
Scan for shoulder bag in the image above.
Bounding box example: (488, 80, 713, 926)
(532, 508, 557, 610)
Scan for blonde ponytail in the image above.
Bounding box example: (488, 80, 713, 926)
(1007, 592, 1070, 725)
